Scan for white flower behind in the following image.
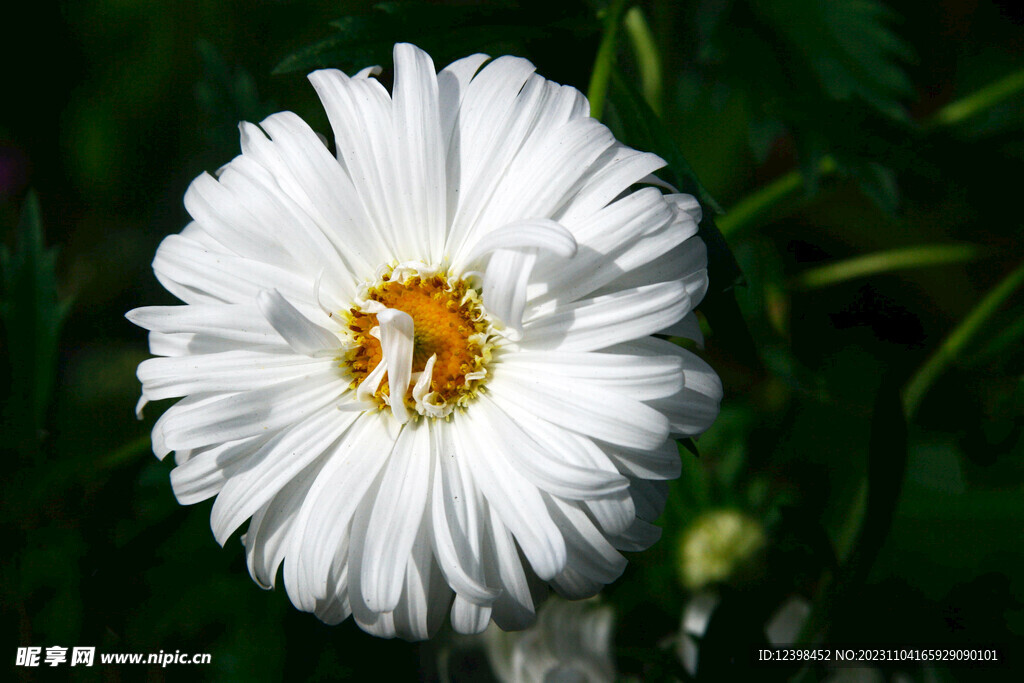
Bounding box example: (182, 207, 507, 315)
(127, 43, 722, 640)
(485, 597, 617, 683)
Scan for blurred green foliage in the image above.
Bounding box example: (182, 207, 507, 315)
(1, 192, 72, 452)
(2, 0, 1023, 681)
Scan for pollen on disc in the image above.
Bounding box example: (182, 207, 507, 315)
(345, 270, 494, 416)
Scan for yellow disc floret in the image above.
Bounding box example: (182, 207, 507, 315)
(344, 266, 496, 418)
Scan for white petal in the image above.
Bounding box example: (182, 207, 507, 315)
(376, 308, 414, 424)
(356, 357, 387, 403)
(633, 338, 721, 436)
(610, 518, 663, 552)
(451, 595, 492, 635)
(178, 220, 222, 249)
(392, 43, 446, 263)
(466, 116, 615, 244)
(209, 404, 360, 544)
(551, 565, 603, 600)
(488, 395, 636, 536)
(483, 506, 540, 630)
(149, 393, 223, 459)
(437, 51, 491, 232)
(501, 349, 683, 401)
(137, 351, 335, 402)
(489, 368, 670, 450)
(392, 517, 451, 639)
(313, 551, 352, 625)
(257, 289, 340, 357)
(244, 454, 326, 588)
(472, 220, 578, 334)
(475, 395, 630, 499)
(307, 68, 408, 261)
(457, 408, 567, 581)
(429, 420, 500, 605)
(183, 172, 298, 270)
(630, 478, 669, 522)
(442, 56, 539, 255)
(160, 374, 349, 452)
(626, 337, 721, 403)
(145, 331, 192, 358)
(215, 158, 352, 294)
(446, 73, 593, 256)
(482, 249, 535, 336)
(459, 218, 577, 271)
(169, 435, 268, 505)
(361, 422, 432, 613)
(594, 234, 708, 308)
(344, 488, 396, 637)
(521, 281, 690, 352)
(241, 112, 385, 280)
(606, 439, 682, 480)
(547, 496, 627, 585)
(557, 145, 666, 225)
(585, 491, 638, 539)
(127, 303, 286, 349)
(532, 187, 676, 302)
(648, 387, 722, 436)
(411, 354, 437, 411)
(284, 412, 398, 610)
(669, 193, 703, 223)
(662, 311, 705, 346)
(438, 52, 489, 144)
(153, 234, 329, 308)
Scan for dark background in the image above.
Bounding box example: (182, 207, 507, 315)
(2, 0, 1023, 680)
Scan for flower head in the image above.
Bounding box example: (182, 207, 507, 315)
(484, 597, 617, 683)
(678, 509, 765, 590)
(127, 43, 722, 640)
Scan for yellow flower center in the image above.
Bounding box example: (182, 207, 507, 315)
(344, 268, 494, 417)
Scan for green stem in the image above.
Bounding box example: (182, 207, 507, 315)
(928, 67, 1024, 128)
(716, 169, 803, 239)
(586, 0, 630, 121)
(795, 382, 907, 667)
(903, 259, 1024, 418)
(834, 478, 868, 561)
(623, 6, 662, 115)
(793, 243, 983, 290)
(717, 158, 835, 239)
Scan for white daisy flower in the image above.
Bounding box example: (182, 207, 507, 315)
(484, 597, 617, 682)
(127, 42, 722, 640)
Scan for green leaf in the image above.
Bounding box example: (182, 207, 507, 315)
(273, 2, 592, 76)
(903, 259, 1024, 418)
(750, 0, 914, 120)
(693, 0, 914, 214)
(622, 6, 663, 115)
(273, 12, 397, 75)
(586, 0, 629, 121)
(195, 39, 276, 157)
(929, 66, 1024, 129)
(1, 191, 71, 450)
(793, 243, 985, 290)
(969, 310, 1024, 369)
(719, 67, 1024, 237)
